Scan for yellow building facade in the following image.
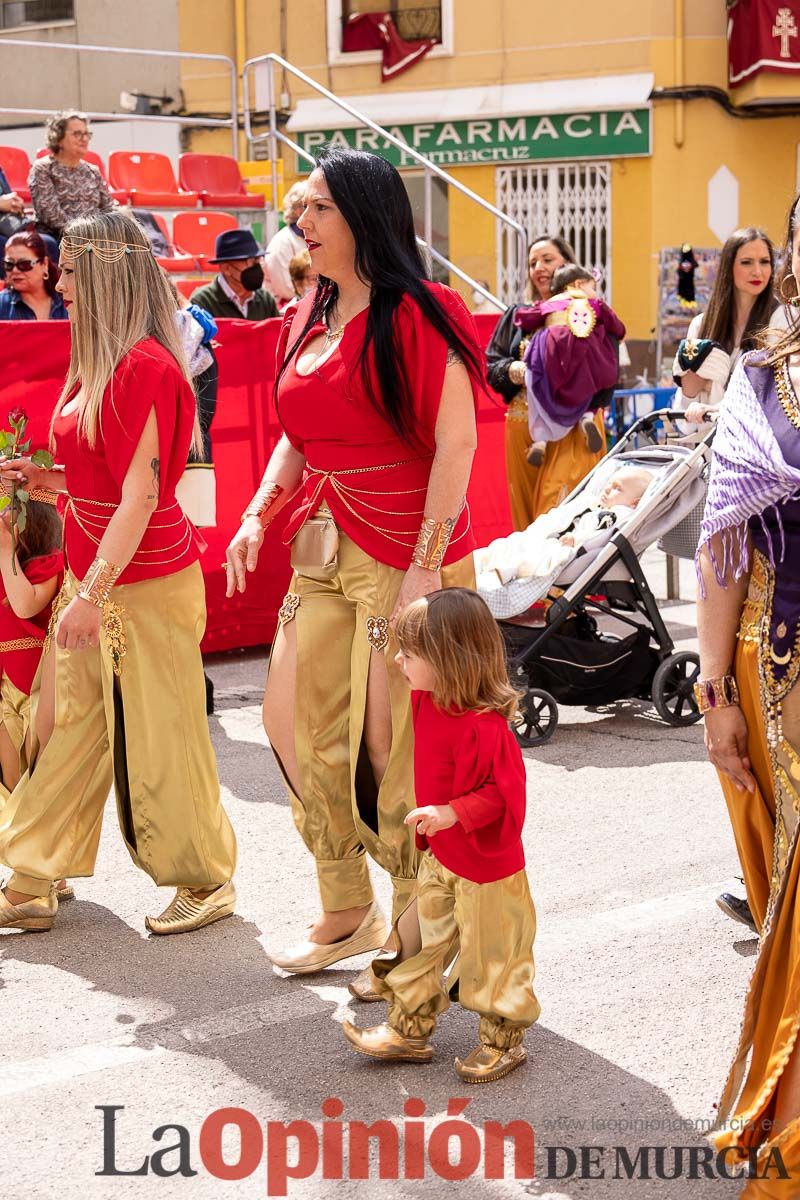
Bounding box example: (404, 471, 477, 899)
(179, 0, 800, 370)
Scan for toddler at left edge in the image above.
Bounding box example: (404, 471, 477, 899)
(342, 587, 540, 1084)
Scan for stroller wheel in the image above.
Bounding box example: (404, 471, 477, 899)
(511, 688, 558, 747)
(651, 651, 702, 726)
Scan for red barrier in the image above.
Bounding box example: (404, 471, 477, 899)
(0, 313, 507, 651)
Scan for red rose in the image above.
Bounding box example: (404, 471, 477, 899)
(7, 408, 26, 425)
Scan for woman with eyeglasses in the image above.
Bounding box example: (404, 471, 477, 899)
(0, 231, 67, 321)
(28, 110, 117, 242)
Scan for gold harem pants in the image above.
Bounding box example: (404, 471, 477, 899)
(0, 563, 237, 897)
(0, 675, 31, 807)
(371, 853, 541, 1048)
(273, 528, 473, 922)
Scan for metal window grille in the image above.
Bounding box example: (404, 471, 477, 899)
(341, 2, 442, 42)
(495, 162, 612, 304)
(0, 0, 73, 27)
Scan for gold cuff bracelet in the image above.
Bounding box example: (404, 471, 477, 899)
(693, 674, 740, 714)
(241, 481, 284, 527)
(411, 516, 457, 572)
(78, 556, 122, 607)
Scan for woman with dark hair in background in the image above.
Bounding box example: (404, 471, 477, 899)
(673, 226, 775, 426)
(225, 146, 484, 994)
(487, 236, 608, 530)
(0, 230, 66, 321)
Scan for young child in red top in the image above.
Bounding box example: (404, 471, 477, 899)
(0, 497, 63, 799)
(343, 588, 540, 1083)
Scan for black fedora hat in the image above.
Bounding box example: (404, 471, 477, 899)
(208, 228, 265, 263)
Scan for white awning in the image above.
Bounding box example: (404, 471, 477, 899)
(286, 72, 654, 132)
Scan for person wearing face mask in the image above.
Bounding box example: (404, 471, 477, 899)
(189, 229, 279, 321)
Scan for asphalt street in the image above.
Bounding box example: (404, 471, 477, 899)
(1, 552, 759, 1199)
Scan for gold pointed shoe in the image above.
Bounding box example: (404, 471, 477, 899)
(348, 966, 385, 1003)
(145, 881, 235, 936)
(268, 903, 388, 975)
(0, 887, 57, 932)
(454, 1043, 527, 1084)
(342, 1021, 433, 1063)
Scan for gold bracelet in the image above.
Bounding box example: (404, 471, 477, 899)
(77, 556, 122, 607)
(411, 516, 457, 572)
(693, 674, 740, 714)
(241, 481, 284, 527)
(29, 486, 60, 506)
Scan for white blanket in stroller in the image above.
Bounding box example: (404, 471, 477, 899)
(475, 494, 635, 618)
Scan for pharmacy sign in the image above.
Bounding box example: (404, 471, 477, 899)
(296, 108, 651, 169)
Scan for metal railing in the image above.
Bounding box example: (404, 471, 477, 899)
(242, 52, 524, 308)
(0, 37, 238, 157)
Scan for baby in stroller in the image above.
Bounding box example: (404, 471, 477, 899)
(476, 466, 651, 593)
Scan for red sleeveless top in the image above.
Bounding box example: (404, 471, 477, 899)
(53, 339, 202, 585)
(275, 283, 483, 570)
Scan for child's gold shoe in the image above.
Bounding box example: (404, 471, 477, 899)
(342, 1020, 433, 1062)
(454, 1043, 527, 1083)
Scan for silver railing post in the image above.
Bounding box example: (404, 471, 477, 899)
(423, 164, 433, 275)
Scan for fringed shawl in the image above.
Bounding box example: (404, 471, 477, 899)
(697, 353, 800, 592)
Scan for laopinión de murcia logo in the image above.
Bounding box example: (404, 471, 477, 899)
(96, 1103, 790, 1192)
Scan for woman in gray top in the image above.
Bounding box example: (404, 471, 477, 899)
(28, 110, 117, 239)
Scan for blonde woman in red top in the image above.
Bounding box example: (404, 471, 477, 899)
(0, 210, 236, 935)
(225, 148, 484, 991)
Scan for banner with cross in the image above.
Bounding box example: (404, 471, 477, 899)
(728, 0, 800, 86)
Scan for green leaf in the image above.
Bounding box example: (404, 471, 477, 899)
(0, 432, 9, 449)
(16, 489, 28, 503)
(19, 439, 31, 453)
(31, 450, 54, 468)
(0, 496, 11, 511)
(15, 509, 26, 533)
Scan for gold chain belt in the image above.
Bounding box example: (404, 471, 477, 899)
(66, 497, 194, 566)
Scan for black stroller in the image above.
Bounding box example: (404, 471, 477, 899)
(478, 410, 714, 747)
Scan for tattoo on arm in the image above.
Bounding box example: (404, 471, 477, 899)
(446, 347, 463, 367)
(149, 457, 160, 502)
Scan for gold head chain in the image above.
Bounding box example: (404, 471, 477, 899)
(61, 236, 153, 264)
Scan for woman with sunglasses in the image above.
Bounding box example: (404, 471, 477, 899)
(0, 230, 67, 321)
(28, 110, 117, 242)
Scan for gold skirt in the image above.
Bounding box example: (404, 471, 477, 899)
(713, 553, 800, 1184)
(272, 528, 474, 922)
(505, 393, 605, 531)
(0, 563, 237, 897)
(371, 853, 540, 1047)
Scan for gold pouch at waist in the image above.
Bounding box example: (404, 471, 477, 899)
(290, 502, 339, 580)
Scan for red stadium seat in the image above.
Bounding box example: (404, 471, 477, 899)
(151, 213, 197, 272)
(176, 277, 206, 300)
(173, 211, 237, 270)
(179, 154, 264, 209)
(108, 151, 198, 207)
(36, 146, 129, 203)
(0, 146, 32, 202)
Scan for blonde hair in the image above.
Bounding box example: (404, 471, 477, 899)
(395, 588, 521, 719)
(53, 210, 200, 454)
(282, 181, 307, 224)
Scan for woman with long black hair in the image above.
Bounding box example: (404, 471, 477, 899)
(225, 147, 484, 990)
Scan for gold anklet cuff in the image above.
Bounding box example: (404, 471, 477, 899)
(78, 556, 122, 607)
(241, 481, 284, 527)
(411, 516, 457, 572)
(693, 673, 739, 714)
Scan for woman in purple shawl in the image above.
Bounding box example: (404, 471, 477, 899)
(697, 194, 800, 1194)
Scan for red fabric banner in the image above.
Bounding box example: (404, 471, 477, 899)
(341, 12, 437, 81)
(0, 314, 507, 652)
(728, 0, 800, 86)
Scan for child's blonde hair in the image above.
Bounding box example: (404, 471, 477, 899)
(395, 588, 521, 719)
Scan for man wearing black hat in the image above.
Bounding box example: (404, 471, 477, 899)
(190, 228, 279, 320)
